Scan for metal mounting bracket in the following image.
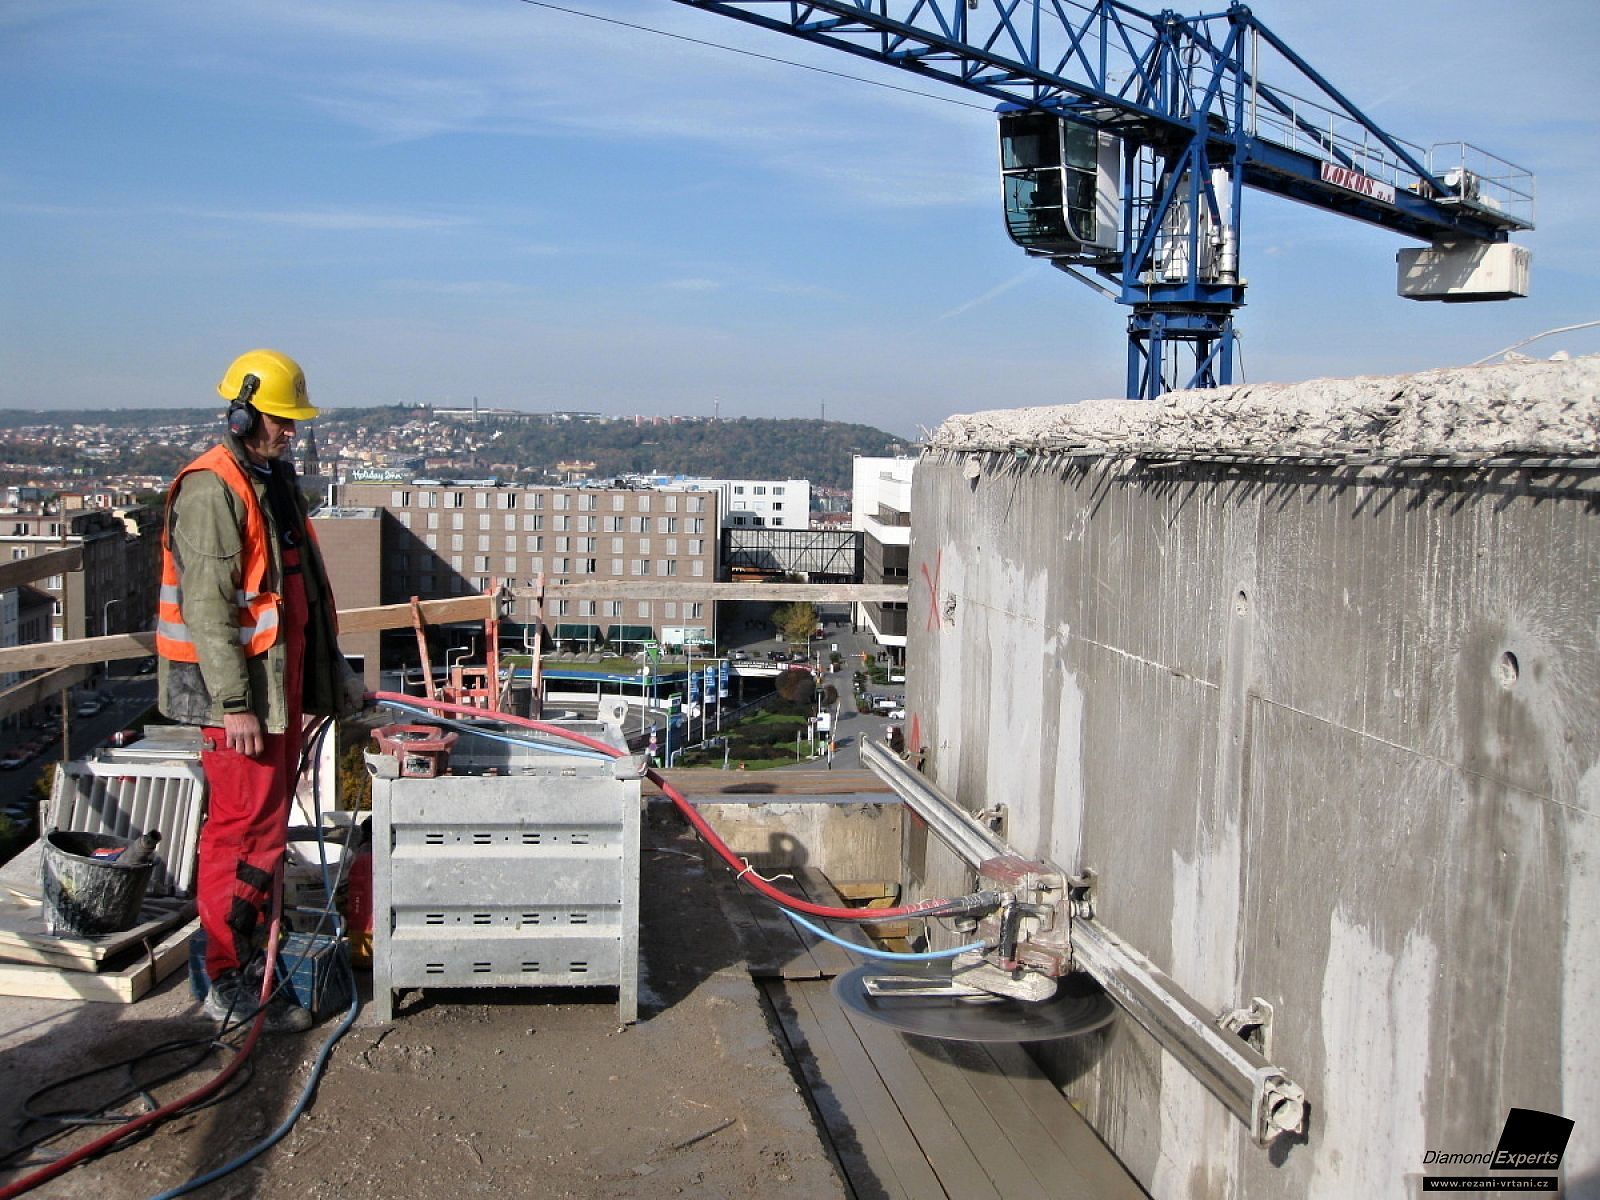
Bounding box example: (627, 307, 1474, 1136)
(976, 803, 1007, 841)
(1218, 996, 1274, 1059)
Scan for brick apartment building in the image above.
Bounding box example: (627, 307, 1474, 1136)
(335, 480, 721, 663)
(0, 506, 158, 651)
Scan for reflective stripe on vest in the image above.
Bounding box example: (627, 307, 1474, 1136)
(155, 444, 284, 663)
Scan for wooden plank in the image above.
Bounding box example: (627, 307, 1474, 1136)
(508, 581, 908, 603)
(909, 1039, 1147, 1199)
(0, 593, 495, 676)
(907, 1037, 1075, 1198)
(836, 1001, 1005, 1200)
(832, 881, 900, 902)
(655, 769, 892, 797)
(976, 1043, 1150, 1200)
(738, 882, 831, 980)
(0, 544, 81, 592)
(762, 980, 879, 1198)
(335, 593, 499, 635)
(0, 919, 196, 1003)
(786, 979, 947, 1199)
(0, 635, 151, 677)
(0, 892, 196, 971)
(709, 873, 828, 980)
(788, 868, 872, 978)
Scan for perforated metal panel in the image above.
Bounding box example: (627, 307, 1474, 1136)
(370, 724, 639, 1024)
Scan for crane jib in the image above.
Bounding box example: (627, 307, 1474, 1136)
(664, 0, 1533, 398)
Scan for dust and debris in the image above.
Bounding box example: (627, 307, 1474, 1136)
(929, 355, 1600, 459)
(0, 808, 846, 1200)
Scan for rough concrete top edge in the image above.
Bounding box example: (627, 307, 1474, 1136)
(928, 355, 1600, 460)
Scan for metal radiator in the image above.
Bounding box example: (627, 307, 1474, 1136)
(47, 757, 206, 897)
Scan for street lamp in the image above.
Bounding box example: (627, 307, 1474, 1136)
(102, 597, 122, 681)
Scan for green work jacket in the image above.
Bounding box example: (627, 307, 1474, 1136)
(157, 434, 356, 733)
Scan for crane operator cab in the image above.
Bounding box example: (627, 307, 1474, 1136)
(998, 109, 1121, 264)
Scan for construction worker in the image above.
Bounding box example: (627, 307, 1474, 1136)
(157, 349, 365, 1031)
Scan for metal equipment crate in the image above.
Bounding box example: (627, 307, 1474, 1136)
(369, 721, 640, 1023)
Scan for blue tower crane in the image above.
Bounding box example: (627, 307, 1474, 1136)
(664, 1, 1535, 399)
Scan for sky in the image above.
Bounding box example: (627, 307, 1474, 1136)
(1, 0, 1596, 439)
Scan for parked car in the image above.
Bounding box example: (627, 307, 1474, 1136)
(75, 698, 105, 718)
(109, 728, 142, 747)
(887, 707, 906, 720)
(0, 751, 27, 771)
(872, 696, 898, 713)
(137, 656, 157, 674)
(728, 649, 749, 661)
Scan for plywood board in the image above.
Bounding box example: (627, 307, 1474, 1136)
(0, 919, 196, 1003)
(0, 885, 194, 971)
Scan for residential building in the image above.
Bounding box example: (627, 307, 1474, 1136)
(851, 456, 914, 663)
(680, 478, 812, 531)
(0, 508, 135, 650)
(339, 479, 720, 657)
(309, 507, 384, 692)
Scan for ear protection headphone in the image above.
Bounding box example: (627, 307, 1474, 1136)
(227, 374, 262, 438)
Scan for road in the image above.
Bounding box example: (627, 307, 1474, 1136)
(0, 675, 158, 817)
(716, 599, 905, 771)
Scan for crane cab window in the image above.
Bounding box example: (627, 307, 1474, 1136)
(999, 112, 1113, 255)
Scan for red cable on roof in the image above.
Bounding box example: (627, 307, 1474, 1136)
(371, 692, 966, 923)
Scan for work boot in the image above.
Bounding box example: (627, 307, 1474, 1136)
(202, 969, 314, 1034)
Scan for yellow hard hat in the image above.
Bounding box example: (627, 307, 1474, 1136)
(217, 349, 318, 421)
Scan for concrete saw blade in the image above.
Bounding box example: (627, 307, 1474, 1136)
(832, 964, 1115, 1043)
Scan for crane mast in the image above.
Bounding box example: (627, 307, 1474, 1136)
(664, 0, 1534, 398)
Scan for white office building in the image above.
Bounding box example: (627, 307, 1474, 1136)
(851, 456, 914, 660)
(681, 478, 812, 531)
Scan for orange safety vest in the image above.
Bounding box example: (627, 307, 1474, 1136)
(156, 445, 283, 662)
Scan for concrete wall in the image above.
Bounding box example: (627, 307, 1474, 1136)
(697, 799, 902, 882)
(904, 452, 1599, 1198)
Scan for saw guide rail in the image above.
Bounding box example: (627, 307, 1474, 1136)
(860, 738, 1307, 1146)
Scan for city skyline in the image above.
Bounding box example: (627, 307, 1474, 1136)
(3, 1, 1596, 438)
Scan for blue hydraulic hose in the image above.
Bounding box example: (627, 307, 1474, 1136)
(146, 981, 359, 1200)
(377, 698, 613, 760)
(786, 910, 985, 961)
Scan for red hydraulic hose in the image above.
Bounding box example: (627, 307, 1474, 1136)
(0, 895, 287, 1200)
(372, 691, 966, 922)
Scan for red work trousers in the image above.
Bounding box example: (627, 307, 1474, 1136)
(196, 557, 307, 981)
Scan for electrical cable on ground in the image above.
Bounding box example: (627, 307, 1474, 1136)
(0, 720, 350, 1199)
(0, 912, 281, 1200)
(150, 717, 361, 1199)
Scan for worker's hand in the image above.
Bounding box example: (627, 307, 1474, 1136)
(222, 711, 265, 758)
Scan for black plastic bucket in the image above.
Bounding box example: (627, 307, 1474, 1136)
(40, 830, 156, 936)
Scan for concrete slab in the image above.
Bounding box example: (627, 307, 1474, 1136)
(0, 802, 845, 1200)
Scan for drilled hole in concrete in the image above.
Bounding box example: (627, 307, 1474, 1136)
(1234, 589, 1249, 616)
(1496, 651, 1520, 689)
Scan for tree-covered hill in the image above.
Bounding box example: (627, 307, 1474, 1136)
(0, 407, 914, 493)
